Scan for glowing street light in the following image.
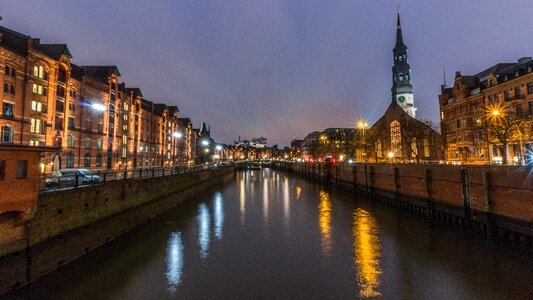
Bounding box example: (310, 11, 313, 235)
(201, 140, 209, 146)
(215, 145, 223, 151)
(91, 103, 106, 111)
(173, 132, 182, 138)
(357, 120, 369, 163)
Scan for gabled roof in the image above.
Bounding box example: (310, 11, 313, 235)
(35, 42, 72, 60)
(167, 105, 179, 115)
(126, 87, 143, 98)
(83, 66, 121, 82)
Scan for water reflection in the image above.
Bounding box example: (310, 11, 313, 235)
(353, 208, 382, 298)
(240, 175, 246, 223)
(295, 186, 302, 200)
(166, 232, 184, 292)
(197, 203, 211, 259)
(318, 191, 332, 256)
(263, 177, 269, 221)
(283, 178, 290, 221)
(214, 192, 224, 239)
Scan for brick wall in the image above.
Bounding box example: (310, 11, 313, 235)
(0, 166, 233, 295)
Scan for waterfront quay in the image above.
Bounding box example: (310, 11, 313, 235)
(275, 161, 533, 243)
(4, 168, 532, 299)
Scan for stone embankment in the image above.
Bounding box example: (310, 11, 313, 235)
(0, 166, 234, 295)
(276, 162, 532, 243)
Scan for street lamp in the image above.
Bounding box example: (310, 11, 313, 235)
(357, 120, 368, 162)
(201, 140, 209, 146)
(172, 132, 183, 166)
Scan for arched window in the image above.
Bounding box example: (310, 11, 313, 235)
(1, 125, 13, 143)
(376, 139, 383, 158)
(67, 135, 75, 148)
(85, 138, 91, 149)
(390, 121, 401, 157)
(411, 138, 418, 157)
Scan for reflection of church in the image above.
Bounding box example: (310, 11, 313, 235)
(365, 11, 443, 163)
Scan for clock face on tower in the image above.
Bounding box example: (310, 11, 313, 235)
(398, 96, 406, 103)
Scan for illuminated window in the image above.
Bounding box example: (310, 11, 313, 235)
(122, 135, 127, 144)
(85, 138, 91, 149)
(121, 147, 127, 158)
(410, 138, 418, 157)
(33, 66, 39, 77)
(424, 139, 430, 157)
(390, 120, 401, 157)
(376, 140, 382, 158)
(96, 139, 103, 150)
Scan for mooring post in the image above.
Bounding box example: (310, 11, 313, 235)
(483, 171, 494, 237)
(394, 167, 400, 202)
(425, 168, 434, 220)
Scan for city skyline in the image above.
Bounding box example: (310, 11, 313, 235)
(2, 0, 533, 146)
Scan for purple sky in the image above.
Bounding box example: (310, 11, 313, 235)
(2, 0, 533, 146)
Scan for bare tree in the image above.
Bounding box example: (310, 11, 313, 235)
(476, 113, 533, 165)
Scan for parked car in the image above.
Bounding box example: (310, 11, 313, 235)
(58, 169, 102, 186)
(44, 169, 102, 189)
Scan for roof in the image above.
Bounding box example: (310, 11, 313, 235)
(34, 42, 72, 60)
(0, 25, 30, 56)
(70, 64, 84, 81)
(83, 66, 121, 82)
(125, 87, 143, 98)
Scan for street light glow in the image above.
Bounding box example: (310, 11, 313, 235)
(492, 109, 500, 116)
(201, 140, 209, 146)
(215, 145, 223, 151)
(387, 151, 395, 158)
(91, 103, 106, 111)
(173, 132, 182, 138)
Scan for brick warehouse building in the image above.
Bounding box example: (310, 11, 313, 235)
(0, 25, 196, 173)
(439, 57, 533, 164)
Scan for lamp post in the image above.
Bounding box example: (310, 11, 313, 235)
(173, 131, 182, 166)
(78, 100, 107, 169)
(357, 120, 368, 162)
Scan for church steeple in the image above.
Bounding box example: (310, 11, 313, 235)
(391, 9, 416, 118)
(396, 13, 404, 46)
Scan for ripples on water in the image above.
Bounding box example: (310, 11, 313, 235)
(8, 169, 533, 299)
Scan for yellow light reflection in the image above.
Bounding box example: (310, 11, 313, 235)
(283, 178, 290, 221)
(353, 208, 382, 298)
(318, 191, 332, 256)
(295, 186, 302, 200)
(240, 175, 246, 224)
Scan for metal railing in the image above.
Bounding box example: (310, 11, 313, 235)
(39, 163, 229, 191)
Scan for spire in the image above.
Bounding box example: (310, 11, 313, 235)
(396, 12, 404, 46)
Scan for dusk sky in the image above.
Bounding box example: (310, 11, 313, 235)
(2, 0, 533, 146)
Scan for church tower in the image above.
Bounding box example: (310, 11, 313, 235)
(391, 11, 416, 118)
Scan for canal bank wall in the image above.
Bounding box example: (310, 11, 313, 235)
(0, 166, 234, 295)
(275, 162, 533, 243)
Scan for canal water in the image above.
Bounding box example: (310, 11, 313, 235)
(7, 169, 533, 299)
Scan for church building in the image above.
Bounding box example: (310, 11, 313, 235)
(365, 11, 443, 163)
